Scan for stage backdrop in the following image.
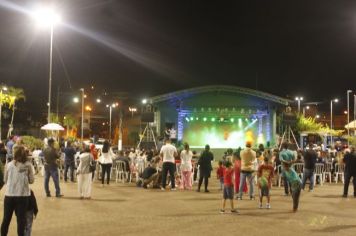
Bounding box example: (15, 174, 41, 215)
(182, 118, 258, 148)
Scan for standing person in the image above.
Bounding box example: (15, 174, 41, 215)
(77, 146, 93, 199)
(283, 162, 302, 212)
(238, 141, 256, 200)
(160, 138, 178, 190)
(63, 141, 76, 182)
(6, 136, 15, 162)
(1, 146, 35, 236)
(43, 138, 62, 197)
(302, 143, 317, 192)
(24, 190, 38, 236)
(99, 140, 114, 186)
(0, 142, 7, 165)
(216, 161, 225, 191)
(90, 144, 98, 180)
(342, 146, 356, 198)
(220, 161, 238, 214)
(257, 157, 274, 209)
(197, 144, 214, 193)
(234, 152, 247, 196)
(279, 142, 296, 196)
(180, 143, 193, 190)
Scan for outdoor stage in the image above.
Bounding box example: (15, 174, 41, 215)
(149, 85, 291, 149)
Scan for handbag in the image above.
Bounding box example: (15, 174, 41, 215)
(89, 160, 96, 173)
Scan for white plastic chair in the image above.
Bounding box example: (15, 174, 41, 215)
(116, 161, 128, 183)
(335, 163, 345, 184)
(293, 163, 304, 179)
(323, 162, 332, 183)
(314, 163, 324, 186)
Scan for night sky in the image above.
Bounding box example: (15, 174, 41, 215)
(0, 0, 355, 115)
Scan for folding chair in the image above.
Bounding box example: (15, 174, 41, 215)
(335, 163, 345, 184)
(116, 161, 128, 183)
(293, 163, 304, 179)
(314, 163, 324, 186)
(323, 162, 332, 183)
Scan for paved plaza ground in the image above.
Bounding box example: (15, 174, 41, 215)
(1, 175, 356, 236)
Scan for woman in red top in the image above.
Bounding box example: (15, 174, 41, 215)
(90, 144, 98, 180)
(234, 152, 247, 195)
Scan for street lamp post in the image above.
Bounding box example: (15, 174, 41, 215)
(33, 7, 61, 123)
(0, 86, 8, 140)
(330, 98, 338, 146)
(295, 97, 303, 114)
(303, 106, 310, 117)
(107, 103, 117, 142)
(347, 90, 352, 144)
(80, 88, 84, 142)
(129, 107, 137, 117)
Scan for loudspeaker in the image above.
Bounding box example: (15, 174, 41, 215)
(141, 112, 154, 122)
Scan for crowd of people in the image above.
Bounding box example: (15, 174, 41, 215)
(0, 134, 355, 235)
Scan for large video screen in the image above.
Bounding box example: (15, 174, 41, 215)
(182, 118, 260, 149)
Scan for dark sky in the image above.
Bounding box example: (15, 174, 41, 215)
(0, 0, 355, 115)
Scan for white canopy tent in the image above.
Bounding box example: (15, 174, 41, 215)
(345, 120, 356, 130)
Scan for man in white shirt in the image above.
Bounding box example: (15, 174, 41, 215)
(160, 138, 178, 190)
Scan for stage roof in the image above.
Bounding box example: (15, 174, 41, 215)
(149, 85, 292, 105)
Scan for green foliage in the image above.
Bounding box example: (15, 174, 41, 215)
(50, 113, 60, 124)
(296, 115, 343, 136)
(21, 136, 44, 150)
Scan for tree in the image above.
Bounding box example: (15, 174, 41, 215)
(63, 114, 78, 138)
(5, 87, 25, 138)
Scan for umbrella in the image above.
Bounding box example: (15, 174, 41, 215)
(41, 123, 65, 131)
(345, 120, 356, 130)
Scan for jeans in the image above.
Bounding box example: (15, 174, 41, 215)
(1, 196, 29, 236)
(64, 162, 75, 182)
(101, 163, 112, 185)
(291, 182, 301, 210)
(162, 162, 176, 189)
(283, 173, 291, 195)
(239, 171, 254, 198)
(302, 168, 315, 190)
(44, 168, 61, 196)
(24, 210, 34, 236)
(343, 172, 356, 196)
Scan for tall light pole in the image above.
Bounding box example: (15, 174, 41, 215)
(0, 86, 8, 140)
(129, 107, 137, 117)
(106, 103, 117, 142)
(80, 88, 84, 142)
(32, 7, 61, 123)
(347, 90, 352, 144)
(303, 106, 310, 117)
(295, 97, 303, 114)
(330, 98, 338, 146)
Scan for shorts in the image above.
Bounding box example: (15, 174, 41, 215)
(223, 185, 234, 199)
(259, 186, 270, 197)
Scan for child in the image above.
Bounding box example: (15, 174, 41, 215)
(216, 161, 225, 191)
(220, 161, 238, 214)
(257, 156, 274, 209)
(283, 163, 302, 212)
(24, 190, 38, 236)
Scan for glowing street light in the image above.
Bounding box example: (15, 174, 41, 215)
(316, 115, 320, 119)
(295, 97, 303, 113)
(347, 90, 352, 144)
(142, 99, 147, 104)
(96, 98, 101, 103)
(129, 107, 137, 117)
(32, 6, 61, 123)
(73, 97, 79, 103)
(106, 103, 117, 141)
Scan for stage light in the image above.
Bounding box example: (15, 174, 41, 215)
(230, 118, 234, 122)
(203, 117, 207, 122)
(185, 117, 190, 122)
(238, 118, 243, 128)
(196, 117, 199, 121)
(245, 118, 249, 122)
(220, 117, 224, 122)
(190, 117, 194, 121)
(211, 118, 216, 122)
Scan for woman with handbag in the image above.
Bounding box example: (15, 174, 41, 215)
(77, 146, 94, 199)
(1, 145, 35, 236)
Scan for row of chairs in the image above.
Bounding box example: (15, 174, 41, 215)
(275, 162, 345, 187)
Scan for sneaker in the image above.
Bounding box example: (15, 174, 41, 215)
(196, 189, 201, 192)
(204, 190, 210, 193)
(231, 209, 239, 214)
(219, 209, 225, 214)
(250, 196, 255, 200)
(236, 196, 242, 200)
(308, 189, 313, 192)
(56, 194, 64, 198)
(266, 204, 271, 209)
(342, 194, 347, 198)
(143, 184, 148, 189)
(259, 203, 263, 209)
(46, 194, 51, 197)
(171, 188, 177, 191)
(161, 187, 165, 191)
